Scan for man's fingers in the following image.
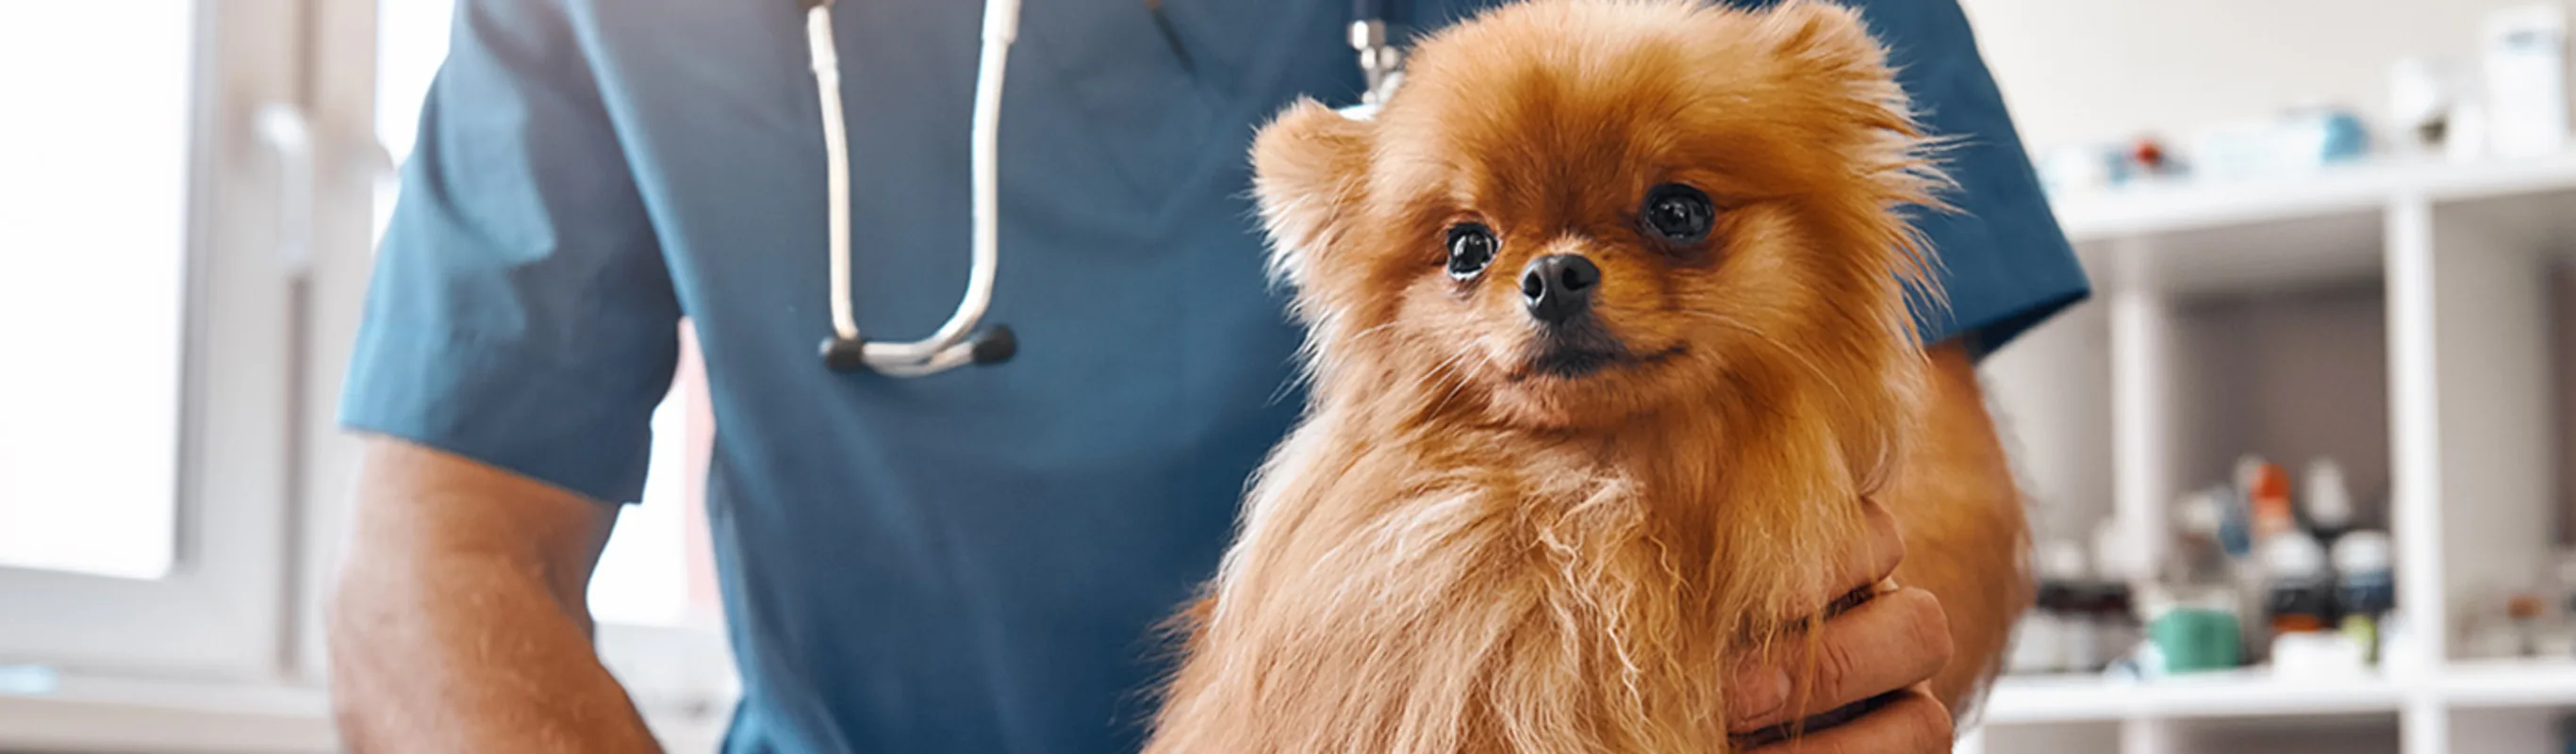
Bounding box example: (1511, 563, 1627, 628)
(1725, 500, 1928, 734)
(1743, 688, 1953, 754)
(1726, 587, 1952, 732)
(1851, 500, 1904, 592)
(1793, 500, 1906, 619)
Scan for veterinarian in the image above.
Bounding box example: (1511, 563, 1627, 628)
(327, 0, 2089, 752)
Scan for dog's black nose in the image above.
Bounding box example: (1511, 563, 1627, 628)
(1521, 254, 1599, 324)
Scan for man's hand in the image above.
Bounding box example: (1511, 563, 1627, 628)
(1725, 500, 1956, 753)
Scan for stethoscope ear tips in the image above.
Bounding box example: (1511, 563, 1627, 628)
(968, 325, 1016, 366)
(820, 336, 869, 372)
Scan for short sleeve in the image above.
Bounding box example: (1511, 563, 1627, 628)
(1850, 0, 2091, 357)
(339, 0, 680, 504)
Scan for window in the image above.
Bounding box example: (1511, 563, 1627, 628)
(0, 0, 727, 703)
(0, 2, 194, 581)
(0, 3, 730, 748)
(0, 0, 302, 677)
(371, 0, 449, 245)
(0, 0, 305, 679)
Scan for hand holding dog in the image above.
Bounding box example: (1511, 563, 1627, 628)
(1728, 500, 1956, 753)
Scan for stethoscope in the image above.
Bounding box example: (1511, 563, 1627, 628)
(804, 0, 1406, 375)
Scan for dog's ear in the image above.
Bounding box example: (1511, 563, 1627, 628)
(1750, 1, 1916, 140)
(1749, 0, 1950, 309)
(1749, 0, 1949, 216)
(1250, 98, 1373, 290)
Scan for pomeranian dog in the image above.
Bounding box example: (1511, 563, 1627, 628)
(1146, 1, 1948, 751)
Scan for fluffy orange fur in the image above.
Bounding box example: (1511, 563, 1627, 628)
(1147, 1, 1947, 751)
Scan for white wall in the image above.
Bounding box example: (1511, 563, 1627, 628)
(1957, 0, 2537, 152)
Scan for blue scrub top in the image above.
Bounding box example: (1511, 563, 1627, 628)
(341, 1, 2089, 751)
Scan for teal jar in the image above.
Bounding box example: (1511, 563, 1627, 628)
(2150, 607, 2242, 673)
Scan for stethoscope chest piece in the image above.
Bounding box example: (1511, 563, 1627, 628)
(819, 325, 1016, 375)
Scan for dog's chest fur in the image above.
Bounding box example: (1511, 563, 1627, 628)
(1151, 416, 1764, 754)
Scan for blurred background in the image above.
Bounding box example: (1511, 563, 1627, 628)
(1, 1, 2571, 752)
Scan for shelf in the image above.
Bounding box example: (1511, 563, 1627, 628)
(1981, 139, 2576, 754)
(1985, 660, 2576, 729)
(1983, 669, 2407, 725)
(2436, 658, 2576, 710)
(2054, 169, 2387, 246)
(2046, 151, 2576, 296)
(2054, 150, 2576, 244)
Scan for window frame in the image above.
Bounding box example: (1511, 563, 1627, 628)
(290, 0, 383, 685)
(0, 0, 307, 680)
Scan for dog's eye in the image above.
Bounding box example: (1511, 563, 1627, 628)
(1445, 222, 1499, 280)
(1641, 184, 1715, 243)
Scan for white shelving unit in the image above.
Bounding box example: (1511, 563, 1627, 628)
(1969, 152, 2576, 754)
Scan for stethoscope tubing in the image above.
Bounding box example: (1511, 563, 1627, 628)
(808, 0, 1018, 375)
(808, 0, 1395, 375)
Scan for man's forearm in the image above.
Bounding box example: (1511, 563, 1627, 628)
(328, 441, 664, 754)
(1886, 342, 2034, 714)
(331, 556, 663, 752)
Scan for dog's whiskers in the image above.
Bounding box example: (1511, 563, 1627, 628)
(1417, 349, 1481, 419)
(1688, 312, 1859, 417)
